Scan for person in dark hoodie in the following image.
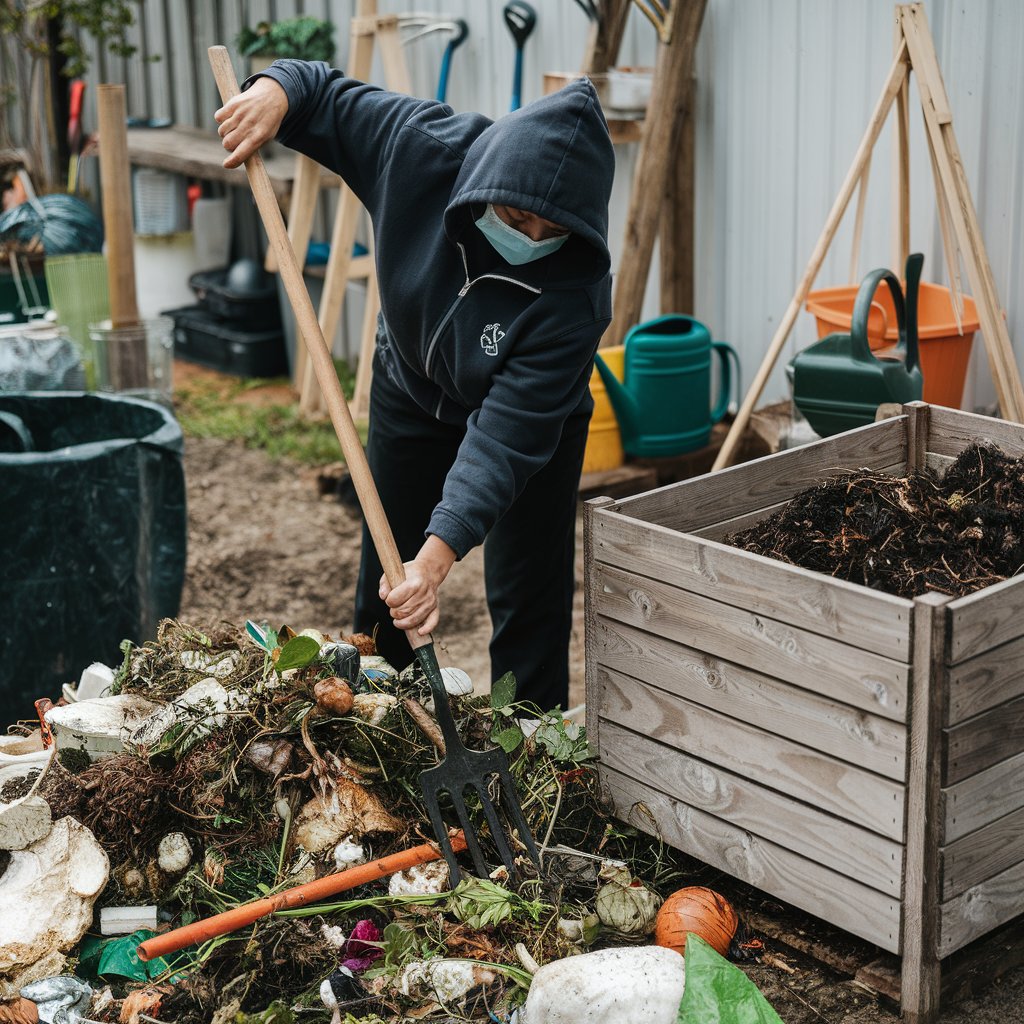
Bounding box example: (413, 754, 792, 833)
(216, 61, 614, 711)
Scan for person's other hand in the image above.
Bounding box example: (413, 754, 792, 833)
(380, 536, 457, 637)
(215, 76, 289, 169)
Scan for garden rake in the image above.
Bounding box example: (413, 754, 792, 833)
(207, 46, 541, 882)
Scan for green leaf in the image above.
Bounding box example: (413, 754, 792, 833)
(274, 635, 320, 672)
(490, 672, 518, 710)
(491, 725, 525, 754)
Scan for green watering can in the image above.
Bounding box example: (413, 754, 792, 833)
(595, 314, 740, 457)
(791, 254, 924, 438)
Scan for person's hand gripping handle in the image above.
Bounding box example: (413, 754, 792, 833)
(206, 45, 430, 650)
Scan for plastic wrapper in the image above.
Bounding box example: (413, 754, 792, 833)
(0, 393, 185, 712)
(0, 327, 85, 392)
(676, 936, 783, 1024)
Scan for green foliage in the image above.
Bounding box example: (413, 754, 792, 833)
(0, 1, 149, 78)
(274, 635, 320, 672)
(488, 673, 594, 763)
(236, 1001, 295, 1024)
(449, 878, 548, 930)
(533, 715, 594, 763)
(237, 16, 336, 63)
(174, 363, 359, 465)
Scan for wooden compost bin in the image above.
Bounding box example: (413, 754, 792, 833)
(584, 402, 1024, 1024)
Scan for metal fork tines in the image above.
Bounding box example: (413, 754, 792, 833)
(415, 647, 541, 880)
(421, 746, 540, 879)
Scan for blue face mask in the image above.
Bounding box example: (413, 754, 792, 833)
(475, 204, 569, 265)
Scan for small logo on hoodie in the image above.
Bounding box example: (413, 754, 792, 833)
(480, 323, 505, 356)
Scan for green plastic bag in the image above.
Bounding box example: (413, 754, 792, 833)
(677, 935, 785, 1024)
(78, 929, 178, 982)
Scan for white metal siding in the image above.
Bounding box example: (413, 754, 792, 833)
(4, 1, 1022, 407)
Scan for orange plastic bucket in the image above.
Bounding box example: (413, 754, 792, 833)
(806, 282, 979, 409)
(583, 345, 625, 473)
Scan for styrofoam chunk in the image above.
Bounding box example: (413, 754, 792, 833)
(100, 905, 159, 935)
(77, 662, 115, 701)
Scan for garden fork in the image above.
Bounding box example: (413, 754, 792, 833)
(208, 46, 541, 882)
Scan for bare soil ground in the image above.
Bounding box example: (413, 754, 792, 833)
(180, 435, 1023, 1024)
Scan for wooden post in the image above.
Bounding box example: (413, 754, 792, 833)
(602, 0, 707, 349)
(584, 496, 616, 757)
(903, 400, 930, 474)
(660, 76, 696, 314)
(712, 46, 910, 471)
(581, 0, 632, 76)
(902, 590, 950, 1024)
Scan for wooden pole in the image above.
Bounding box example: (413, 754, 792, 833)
(96, 83, 148, 391)
(660, 75, 696, 313)
(712, 46, 909, 471)
(581, 0, 632, 76)
(601, 0, 707, 349)
(901, 590, 949, 1024)
(892, 9, 911, 275)
(207, 45, 407, 589)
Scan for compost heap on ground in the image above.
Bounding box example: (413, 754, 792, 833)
(727, 443, 1024, 598)
(12, 619, 711, 1024)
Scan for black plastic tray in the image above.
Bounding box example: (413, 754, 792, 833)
(188, 268, 281, 327)
(165, 305, 288, 378)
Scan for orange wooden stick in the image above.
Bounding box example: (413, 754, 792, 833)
(137, 832, 466, 962)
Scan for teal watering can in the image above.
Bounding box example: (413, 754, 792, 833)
(595, 315, 740, 457)
(791, 254, 924, 438)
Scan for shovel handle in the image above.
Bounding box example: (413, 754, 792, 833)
(207, 46, 429, 648)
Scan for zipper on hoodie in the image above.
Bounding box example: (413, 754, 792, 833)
(423, 242, 542, 382)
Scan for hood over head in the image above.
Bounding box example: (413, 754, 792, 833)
(444, 79, 614, 285)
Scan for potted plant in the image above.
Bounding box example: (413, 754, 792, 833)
(236, 15, 336, 74)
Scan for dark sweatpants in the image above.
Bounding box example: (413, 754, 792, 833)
(354, 351, 589, 712)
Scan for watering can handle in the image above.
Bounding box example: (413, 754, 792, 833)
(850, 257, 924, 372)
(710, 340, 741, 425)
(850, 269, 906, 365)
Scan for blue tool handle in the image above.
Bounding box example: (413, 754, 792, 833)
(511, 48, 523, 111)
(436, 43, 454, 102)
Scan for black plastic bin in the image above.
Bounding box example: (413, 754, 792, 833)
(188, 268, 281, 328)
(166, 304, 289, 378)
(0, 393, 186, 714)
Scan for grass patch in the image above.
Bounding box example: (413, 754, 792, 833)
(174, 360, 362, 465)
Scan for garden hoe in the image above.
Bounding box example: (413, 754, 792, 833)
(207, 46, 541, 882)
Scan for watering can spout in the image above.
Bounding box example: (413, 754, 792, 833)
(594, 352, 642, 443)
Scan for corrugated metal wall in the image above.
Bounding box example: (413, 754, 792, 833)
(4, 1, 1023, 406)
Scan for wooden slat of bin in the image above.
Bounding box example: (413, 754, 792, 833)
(594, 510, 913, 661)
(948, 576, 1024, 664)
(942, 750, 1024, 844)
(691, 501, 789, 540)
(613, 416, 907, 533)
(941, 805, 1024, 901)
(600, 721, 904, 896)
(927, 406, 1024, 458)
(595, 563, 909, 722)
(595, 617, 906, 780)
(597, 666, 905, 840)
(944, 694, 1024, 785)
(947, 634, 1024, 725)
(940, 857, 1024, 957)
(602, 766, 902, 953)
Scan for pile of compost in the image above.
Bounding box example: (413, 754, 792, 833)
(727, 443, 1024, 599)
(8, 619, 707, 1024)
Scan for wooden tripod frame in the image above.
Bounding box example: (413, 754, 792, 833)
(713, 3, 1024, 471)
(274, 0, 409, 418)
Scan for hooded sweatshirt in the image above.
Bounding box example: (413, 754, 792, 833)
(249, 61, 615, 558)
